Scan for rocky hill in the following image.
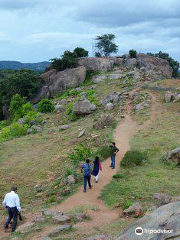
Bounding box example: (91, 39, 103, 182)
(0, 61, 50, 71)
(1, 53, 180, 240)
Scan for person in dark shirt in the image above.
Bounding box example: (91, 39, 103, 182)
(82, 159, 92, 192)
(109, 142, 119, 169)
(91, 156, 102, 183)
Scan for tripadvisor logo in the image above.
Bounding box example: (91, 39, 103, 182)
(135, 227, 143, 235)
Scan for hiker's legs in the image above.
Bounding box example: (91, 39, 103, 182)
(12, 207, 18, 232)
(110, 155, 113, 167)
(6, 207, 13, 227)
(95, 173, 99, 182)
(112, 155, 115, 168)
(87, 175, 92, 188)
(84, 176, 87, 192)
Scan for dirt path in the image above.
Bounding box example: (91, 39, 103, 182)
(31, 112, 139, 239)
(1, 92, 158, 240)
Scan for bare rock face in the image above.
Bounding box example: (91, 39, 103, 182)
(137, 54, 173, 78)
(73, 99, 97, 115)
(48, 66, 86, 97)
(78, 57, 113, 72)
(116, 201, 180, 240)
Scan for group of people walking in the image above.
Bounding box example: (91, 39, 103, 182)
(81, 142, 119, 192)
(2, 142, 119, 232)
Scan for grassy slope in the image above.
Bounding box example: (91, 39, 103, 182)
(0, 75, 128, 220)
(101, 80, 180, 211)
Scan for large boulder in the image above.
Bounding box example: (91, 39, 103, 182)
(78, 57, 113, 72)
(48, 66, 86, 97)
(123, 202, 143, 217)
(73, 99, 97, 115)
(137, 54, 173, 78)
(116, 201, 180, 240)
(101, 92, 122, 106)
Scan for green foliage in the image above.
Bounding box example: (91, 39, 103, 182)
(122, 199, 133, 210)
(0, 123, 28, 141)
(0, 120, 6, 130)
(20, 102, 33, 116)
(24, 111, 41, 125)
(68, 143, 92, 166)
(96, 145, 112, 159)
(85, 89, 97, 105)
(66, 102, 77, 121)
(0, 69, 41, 120)
(113, 173, 125, 179)
(65, 167, 75, 177)
(121, 150, 147, 167)
(129, 49, 137, 58)
(73, 47, 88, 58)
(147, 51, 180, 77)
(95, 34, 118, 57)
(37, 99, 54, 113)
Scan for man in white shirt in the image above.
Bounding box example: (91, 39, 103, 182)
(2, 186, 21, 232)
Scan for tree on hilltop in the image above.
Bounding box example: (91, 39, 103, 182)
(95, 34, 118, 57)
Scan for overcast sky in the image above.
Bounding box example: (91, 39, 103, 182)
(0, 0, 179, 63)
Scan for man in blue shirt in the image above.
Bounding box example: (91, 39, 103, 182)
(82, 159, 92, 192)
(2, 186, 21, 232)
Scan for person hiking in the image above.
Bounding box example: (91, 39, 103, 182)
(91, 156, 102, 183)
(109, 142, 119, 169)
(82, 159, 92, 192)
(2, 186, 21, 232)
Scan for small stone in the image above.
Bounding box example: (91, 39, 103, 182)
(78, 129, 86, 138)
(53, 213, 71, 223)
(17, 223, 35, 234)
(34, 184, 43, 193)
(105, 103, 114, 110)
(60, 125, 69, 131)
(74, 213, 87, 221)
(48, 225, 72, 237)
(153, 193, 171, 205)
(123, 202, 143, 217)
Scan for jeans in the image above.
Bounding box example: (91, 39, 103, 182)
(111, 155, 116, 168)
(84, 175, 91, 191)
(6, 207, 18, 231)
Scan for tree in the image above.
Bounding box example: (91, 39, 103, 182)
(95, 34, 118, 57)
(147, 51, 180, 78)
(73, 47, 88, 58)
(129, 50, 137, 58)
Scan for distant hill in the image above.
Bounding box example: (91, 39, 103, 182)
(0, 61, 50, 72)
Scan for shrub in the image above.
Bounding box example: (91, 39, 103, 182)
(113, 173, 125, 179)
(24, 111, 41, 125)
(73, 47, 88, 58)
(9, 94, 26, 120)
(121, 150, 147, 167)
(68, 143, 92, 166)
(20, 102, 33, 116)
(0, 120, 6, 130)
(129, 50, 137, 58)
(65, 167, 75, 176)
(96, 145, 112, 159)
(66, 102, 76, 121)
(85, 89, 97, 105)
(37, 99, 54, 113)
(0, 123, 28, 141)
(122, 199, 133, 210)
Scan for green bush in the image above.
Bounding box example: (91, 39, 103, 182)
(68, 143, 92, 166)
(66, 102, 77, 121)
(121, 150, 147, 167)
(0, 120, 6, 130)
(0, 123, 28, 141)
(96, 145, 112, 159)
(37, 99, 54, 113)
(20, 102, 33, 116)
(65, 167, 75, 176)
(85, 89, 97, 105)
(73, 47, 88, 58)
(129, 50, 137, 58)
(113, 173, 125, 179)
(24, 111, 41, 125)
(122, 199, 133, 210)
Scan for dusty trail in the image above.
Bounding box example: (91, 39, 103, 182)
(32, 111, 139, 239)
(1, 92, 158, 240)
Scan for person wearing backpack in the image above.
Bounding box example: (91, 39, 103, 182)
(82, 159, 92, 192)
(91, 156, 102, 183)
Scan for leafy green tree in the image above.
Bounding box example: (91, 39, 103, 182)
(73, 47, 88, 57)
(129, 49, 137, 58)
(95, 34, 118, 57)
(147, 51, 180, 78)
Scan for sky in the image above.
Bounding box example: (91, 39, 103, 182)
(0, 0, 179, 63)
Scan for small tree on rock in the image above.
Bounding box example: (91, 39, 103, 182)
(95, 34, 118, 57)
